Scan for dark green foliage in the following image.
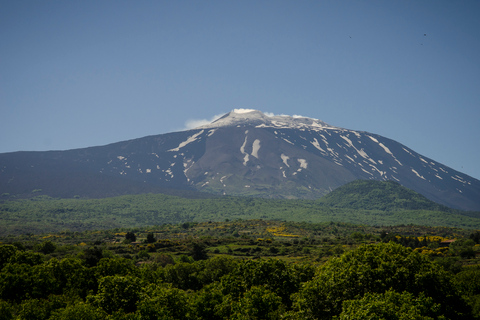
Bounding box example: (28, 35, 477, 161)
(318, 180, 450, 211)
(191, 242, 208, 261)
(125, 231, 136, 243)
(191, 283, 224, 320)
(162, 262, 204, 291)
(15, 296, 69, 320)
(17, 298, 52, 320)
(37, 240, 56, 254)
(231, 286, 284, 320)
(145, 232, 155, 243)
(455, 266, 480, 297)
(471, 231, 480, 244)
(49, 302, 107, 320)
(0, 263, 53, 302)
(0, 300, 14, 320)
(434, 256, 463, 274)
(0, 264, 27, 301)
(221, 258, 311, 307)
(154, 253, 175, 267)
(49, 257, 94, 298)
(338, 290, 443, 320)
(10, 250, 43, 266)
(454, 266, 480, 318)
(0, 245, 17, 269)
(293, 242, 469, 319)
(88, 275, 143, 314)
(0, 220, 479, 319)
(137, 285, 193, 320)
(1, 189, 479, 236)
(81, 246, 103, 267)
(197, 256, 237, 285)
(450, 239, 476, 259)
(94, 257, 137, 278)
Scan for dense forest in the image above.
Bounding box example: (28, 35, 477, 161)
(1, 220, 480, 319)
(2, 188, 480, 236)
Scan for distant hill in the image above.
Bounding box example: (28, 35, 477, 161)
(318, 180, 450, 211)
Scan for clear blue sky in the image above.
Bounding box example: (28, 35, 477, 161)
(1, 1, 479, 180)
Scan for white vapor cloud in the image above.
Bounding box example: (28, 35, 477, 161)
(264, 112, 289, 117)
(233, 108, 257, 113)
(184, 113, 224, 130)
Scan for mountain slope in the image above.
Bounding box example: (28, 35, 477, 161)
(1, 109, 479, 211)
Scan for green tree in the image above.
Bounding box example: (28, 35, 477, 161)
(154, 253, 175, 267)
(10, 250, 43, 266)
(190, 242, 208, 261)
(231, 286, 284, 320)
(87, 275, 143, 314)
(293, 242, 469, 319)
(30, 263, 60, 298)
(146, 233, 156, 243)
(470, 231, 480, 244)
(191, 283, 224, 320)
(454, 266, 480, 318)
(81, 246, 103, 267)
(450, 239, 476, 259)
(350, 231, 364, 242)
(0, 245, 17, 269)
(162, 262, 203, 291)
(197, 256, 237, 286)
(16, 298, 62, 320)
(221, 258, 303, 307)
(338, 290, 444, 320)
(94, 257, 137, 278)
(50, 257, 95, 298)
(0, 300, 14, 320)
(0, 263, 31, 302)
(125, 232, 136, 243)
(137, 285, 193, 320)
(137, 250, 150, 260)
(49, 302, 108, 320)
(0, 262, 58, 302)
(37, 240, 56, 254)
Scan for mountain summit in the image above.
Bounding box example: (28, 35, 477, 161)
(1, 110, 479, 211)
(198, 109, 334, 130)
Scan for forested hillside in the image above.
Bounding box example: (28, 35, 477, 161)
(317, 180, 451, 211)
(2, 184, 480, 236)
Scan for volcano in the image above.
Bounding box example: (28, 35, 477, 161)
(1, 109, 479, 211)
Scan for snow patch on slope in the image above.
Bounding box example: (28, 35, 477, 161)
(298, 159, 308, 169)
(240, 131, 261, 164)
(311, 138, 325, 152)
(368, 135, 402, 166)
(281, 154, 290, 167)
(340, 135, 375, 164)
(240, 132, 249, 166)
(168, 130, 204, 152)
(411, 168, 425, 180)
(251, 139, 261, 158)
